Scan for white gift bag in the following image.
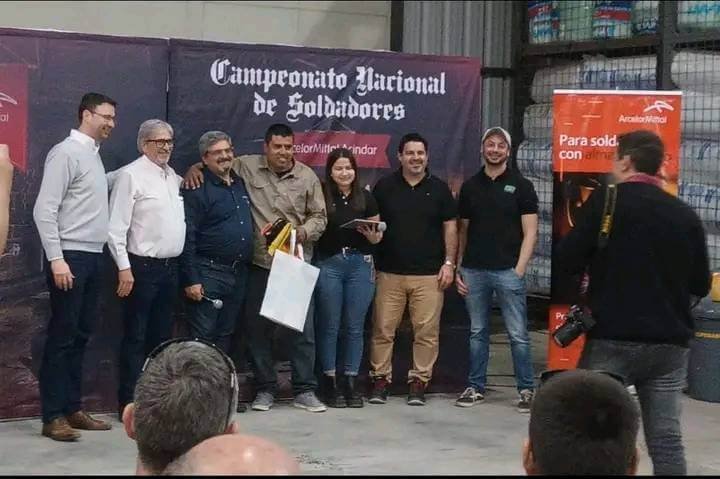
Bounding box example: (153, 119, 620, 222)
(260, 248, 320, 332)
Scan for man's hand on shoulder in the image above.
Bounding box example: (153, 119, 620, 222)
(182, 162, 204, 190)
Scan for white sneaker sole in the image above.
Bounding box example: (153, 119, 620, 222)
(293, 402, 327, 413)
(251, 404, 272, 411)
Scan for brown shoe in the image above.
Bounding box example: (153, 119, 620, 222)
(66, 411, 112, 431)
(42, 417, 81, 442)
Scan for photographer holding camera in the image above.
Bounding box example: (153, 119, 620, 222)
(555, 130, 711, 476)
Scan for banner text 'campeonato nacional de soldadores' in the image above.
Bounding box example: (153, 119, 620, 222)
(210, 59, 448, 123)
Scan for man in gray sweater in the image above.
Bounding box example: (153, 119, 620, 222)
(32, 92, 117, 442)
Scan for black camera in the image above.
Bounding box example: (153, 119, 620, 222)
(552, 304, 596, 348)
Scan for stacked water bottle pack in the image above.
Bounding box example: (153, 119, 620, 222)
(675, 49, 720, 270)
(528, 1, 658, 44)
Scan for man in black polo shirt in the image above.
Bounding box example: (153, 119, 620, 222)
(368, 132, 457, 406)
(454, 127, 538, 413)
(179, 131, 253, 365)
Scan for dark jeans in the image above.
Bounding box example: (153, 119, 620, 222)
(579, 339, 690, 476)
(117, 255, 179, 406)
(245, 264, 317, 396)
(186, 258, 248, 355)
(315, 252, 375, 376)
(39, 250, 103, 424)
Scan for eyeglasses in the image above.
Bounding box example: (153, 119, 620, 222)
(145, 139, 174, 148)
(142, 337, 238, 427)
(206, 147, 234, 157)
(90, 110, 116, 123)
(539, 368, 627, 387)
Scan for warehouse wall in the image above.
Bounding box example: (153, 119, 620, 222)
(0, 1, 391, 50)
(402, 0, 515, 134)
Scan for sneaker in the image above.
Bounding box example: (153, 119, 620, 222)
(236, 402, 247, 413)
(368, 377, 389, 404)
(293, 391, 327, 413)
(407, 379, 426, 406)
(251, 391, 274, 411)
(455, 387, 485, 407)
(517, 389, 534, 413)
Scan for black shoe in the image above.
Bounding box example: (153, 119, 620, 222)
(323, 375, 346, 408)
(343, 375, 364, 408)
(368, 377, 389, 404)
(407, 379, 426, 406)
(237, 402, 247, 413)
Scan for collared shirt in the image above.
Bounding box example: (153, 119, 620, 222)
(373, 170, 457, 275)
(231, 154, 327, 269)
(458, 166, 538, 270)
(107, 155, 186, 270)
(33, 129, 108, 260)
(317, 187, 379, 257)
(180, 169, 253, 287)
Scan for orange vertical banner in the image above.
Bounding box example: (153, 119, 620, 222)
(548, 89, 682, 370)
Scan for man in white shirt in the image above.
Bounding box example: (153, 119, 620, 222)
(108, 119, 186, 421)
(33, 92, 117, 441)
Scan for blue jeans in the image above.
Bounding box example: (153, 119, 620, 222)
(460, 267, 534, 393)
(315, 252, 375, 376)
(579, 339, 690, 476)
(187, 258, 248, 355)
(39, 250, 103, 424)
(117, 255, 179, 406)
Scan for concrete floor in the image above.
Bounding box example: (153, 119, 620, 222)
(1, 331, 719, 475)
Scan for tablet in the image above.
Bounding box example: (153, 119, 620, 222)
(340, 218, 384, 230)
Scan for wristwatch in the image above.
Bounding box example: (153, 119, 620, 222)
(444, 259, 456, 269)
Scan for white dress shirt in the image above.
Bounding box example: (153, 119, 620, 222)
(108, 155, 186, 270)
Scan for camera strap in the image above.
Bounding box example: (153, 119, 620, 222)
(597, 184, 617, 250)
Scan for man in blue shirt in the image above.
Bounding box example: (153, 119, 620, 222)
(180, 131, 253, 364)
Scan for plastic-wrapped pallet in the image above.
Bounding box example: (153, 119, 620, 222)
(517, 140, 553, 178)
(678, 1, 720, 32)
(557, 1, 593, 41)
(534, 220, 553, 257)
(680, 140, 720, 185)
(679, 182, 720, 233)
(682, 91, 720, 140)
(581, 54, 657, 90)
(672, 50, 720, 95)
(531, 62, 583, 103)
(592, 1, 633, 39)
(632, 0, 658, 34)
(523, 104, 553, 140)
(707, 233, 720, 271)
(530, 178, 554, 222)
(525, 255, 552, 296)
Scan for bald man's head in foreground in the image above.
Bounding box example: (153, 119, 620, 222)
(163, 434, 300, 475)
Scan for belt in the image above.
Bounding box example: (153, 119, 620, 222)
(198, 255, 247, 270)
(128, 253, 178, 267)
(340, 247, 364, 257)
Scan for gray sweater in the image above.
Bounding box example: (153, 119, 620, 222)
(33, 130, 109, 261)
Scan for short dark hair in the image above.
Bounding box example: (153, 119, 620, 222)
(398, 132, 428, 154)
(77, 92, 117, 123)
(617, 129, 665, 175)
(529, 369, 640, 475)
(264, 123, 294, 144)
(133, 342, 236, 474)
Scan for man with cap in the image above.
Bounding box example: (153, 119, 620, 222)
(454, 126, 539, 413)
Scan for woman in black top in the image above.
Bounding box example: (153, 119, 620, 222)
(315, 147, 382, 408)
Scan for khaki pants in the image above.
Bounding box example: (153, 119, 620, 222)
(369, 272, 444, 384)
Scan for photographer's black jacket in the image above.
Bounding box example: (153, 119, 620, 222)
(555, 181, 710, 347)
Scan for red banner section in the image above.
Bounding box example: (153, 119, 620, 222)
(0, 64, 29, 172)
(293, 131, 391, 168)
(549, 90, 683, 369)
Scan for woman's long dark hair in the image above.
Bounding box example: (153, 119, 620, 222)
(322, 147, 366, 215)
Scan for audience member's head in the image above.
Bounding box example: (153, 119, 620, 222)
(163, 434, 301, 475)
(123, 338, 239, 475)
(523, 369, 640, 476)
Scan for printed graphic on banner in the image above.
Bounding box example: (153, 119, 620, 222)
(169, 40, 482, 192)
(549, 89, 682, 369)
(0, 64, 29, 172)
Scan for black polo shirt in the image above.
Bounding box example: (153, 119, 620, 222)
(317, 188, 379, 258)
(373, 170, 457, 275)
(459, 166, 538, 270)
